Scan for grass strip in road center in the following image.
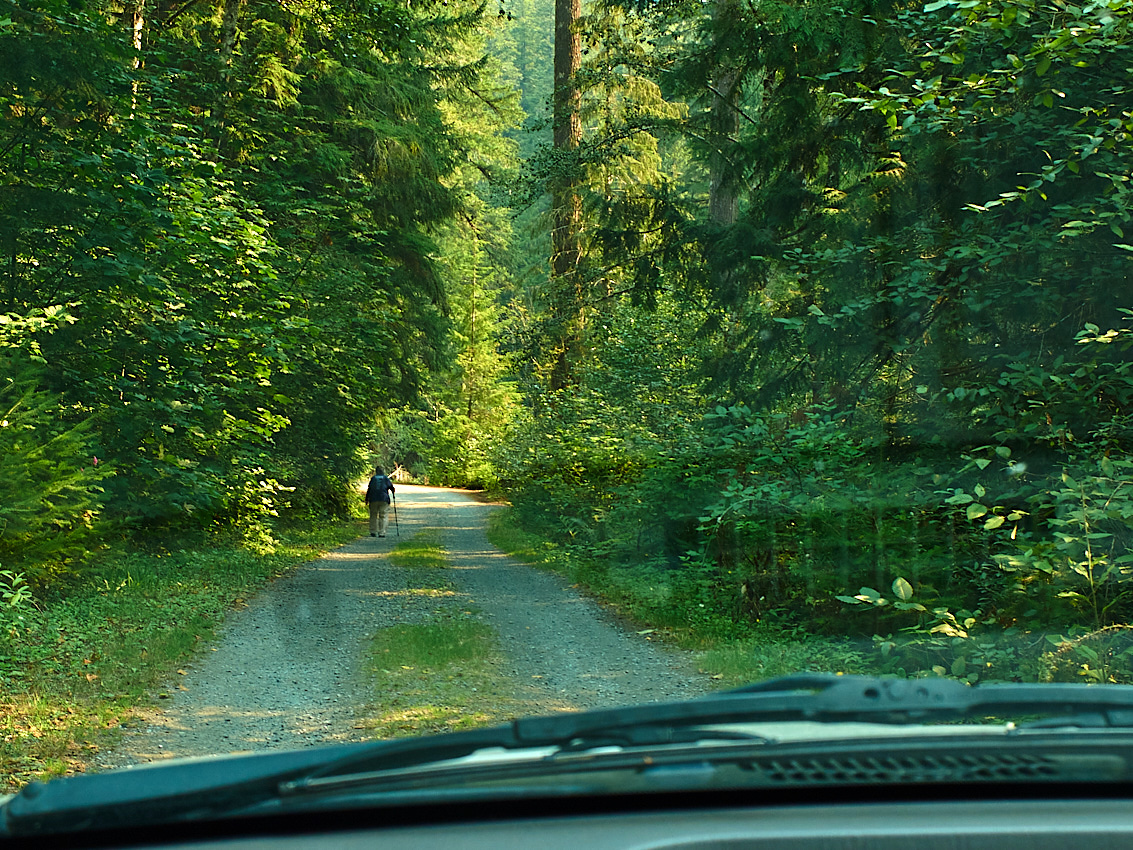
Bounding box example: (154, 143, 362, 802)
(387, 528, 447, 573)
(362, 531, 526, 738)
(364, 613, 512, 737)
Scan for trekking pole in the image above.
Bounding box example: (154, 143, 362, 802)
(393, 494, 400, 537)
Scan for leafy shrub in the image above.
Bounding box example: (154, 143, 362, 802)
(1040, 626, 1133, 684)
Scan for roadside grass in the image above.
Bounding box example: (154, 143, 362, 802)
(484, 510, 570, 572)
(361, 531, 528, 738)
(0, 519, 363, 791)
(699, 635, 870, 686)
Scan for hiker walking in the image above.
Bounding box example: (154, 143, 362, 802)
(364, 466, 396, 538)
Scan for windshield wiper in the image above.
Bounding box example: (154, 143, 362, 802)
(274, 673, 1133, 796)
(511, 673, 1133, 742)
(8, 674, 1133, 837)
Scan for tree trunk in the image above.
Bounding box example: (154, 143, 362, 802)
(130, 0, 146, 55)
(467, 229, 478, 421)
(214, 0, 246, 149)
(127, 0, 146, 110)
(707, 0, 740, 226)
(549, 0, 581, 390)
(708, 67, 740, 226)
(219, 0, 244, 69)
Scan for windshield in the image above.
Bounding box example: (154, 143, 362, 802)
(2, 0, 1133, 826)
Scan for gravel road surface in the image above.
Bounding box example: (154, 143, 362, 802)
(98, 485, 707, 769)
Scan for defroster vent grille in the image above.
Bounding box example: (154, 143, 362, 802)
(759, 752, 1060, 785)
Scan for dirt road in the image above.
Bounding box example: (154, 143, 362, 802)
(98, 486, 707, 768)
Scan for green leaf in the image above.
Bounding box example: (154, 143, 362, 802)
(856, 587, 883, 604)
(1035, 56, 1052, 77)
(892, 576, 914, 602)
(984, 515, 1005, 530)
(966, 503, 988, 520)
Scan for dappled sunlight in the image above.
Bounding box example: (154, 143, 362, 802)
(324, 552, 388, 563)
(508, 692, 579, 715)
(359, 589, 462, 598)
(363, 704, 500, 738)
(194, 707, 288, 721)
(108, 702, 369, 764)
(446, 550, 525, 567)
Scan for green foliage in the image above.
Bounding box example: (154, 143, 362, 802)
(700, 631, 867, 685)
(992, 459, 1133, 629)
(8, 0, 1133, 691)
(0, 571, 32, 611)
(485, 508, 568, 570)
(1040, 626, 1133, 684)
(0, 525, 359, 688)
(0, 0, 522, 551)
(0, 352, 109, 579)
(485, 0, 1133, 687)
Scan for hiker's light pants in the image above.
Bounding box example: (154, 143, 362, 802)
(368, 501, 390, 536)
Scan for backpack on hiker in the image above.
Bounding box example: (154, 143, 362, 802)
(366, 474, 392, 504)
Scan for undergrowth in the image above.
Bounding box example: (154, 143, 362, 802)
(485, 506, 1105, 686)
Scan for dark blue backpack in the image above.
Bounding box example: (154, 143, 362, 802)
(367, 475, 391, 504)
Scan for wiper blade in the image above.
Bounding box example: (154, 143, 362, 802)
(277, 726, 770, 798)
(281, 674, 1133, 793)
(280, 723, 766, 796)
(511, 673, 1133, 743)
(0, 729, 520, 838)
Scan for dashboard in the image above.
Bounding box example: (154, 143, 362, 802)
(18, 791, 1133, 850)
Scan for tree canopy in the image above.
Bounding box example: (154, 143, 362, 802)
(7, 0, 1133, 680)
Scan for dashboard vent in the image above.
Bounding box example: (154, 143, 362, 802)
(758, 753, 1060, 785)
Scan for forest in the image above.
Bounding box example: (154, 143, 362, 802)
(4, 0, 1133, 684)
